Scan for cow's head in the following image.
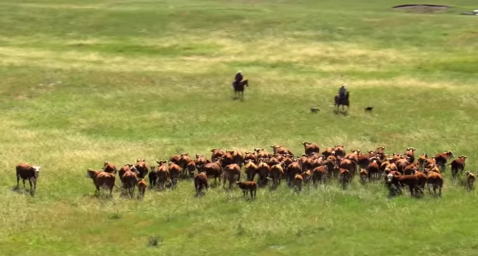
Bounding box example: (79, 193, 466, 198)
(386, 173, 395, 184)
(32, 166, 41, 178)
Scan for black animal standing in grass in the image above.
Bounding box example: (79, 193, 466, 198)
(232, 79, 249, 100)
(365, 106, 373, 112)
(334, 91, 349, 112)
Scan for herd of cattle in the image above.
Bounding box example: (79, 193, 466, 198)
(15, 143, 474, 199)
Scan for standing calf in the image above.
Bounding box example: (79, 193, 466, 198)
(16, 163, 41, 194)
(236, 181, 257, 199)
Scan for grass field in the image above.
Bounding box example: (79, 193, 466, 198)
(2, 0, 478, 255)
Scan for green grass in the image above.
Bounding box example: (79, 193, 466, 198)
(2, 0, 478, 255)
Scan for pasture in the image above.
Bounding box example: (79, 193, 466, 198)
(1, 0, 478, 255)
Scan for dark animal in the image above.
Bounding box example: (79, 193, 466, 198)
(310, 107, 319, 113)
(137, 179, 147, 200)
(364, 106, 373, 112)
(236, 181, 257, 199)
(86, 168, 116, 195)
(15, 163, 41, 194)
(334, 91, 350, 111)
(232, 79, 249, 100)
(194, 172, 209, 196)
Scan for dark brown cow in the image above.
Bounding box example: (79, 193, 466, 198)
(321, 147, 335, 158)
(286, 160, 302, 186)
(334, 145, 345, 158)
(396, 158, 410, 175)
(137, 179, 147, 200)
(359, 168, 368, 184)
(257, 160, 271, 187)
(293, 174, 303, 191)
(186, 160, 196, 178)
(236, 181, 257, 199)
(223, 164, 241, 189)
(178, 153, 191, 177)
(15, 163, 41, 194)
(270, 163, 284, 188)
(148, 164, 158, 189)
(231, 150, 244, 168)
(135, 159, 149, 179)
(195, 154, 210, 171)
(86, 168, 115, 195)
(122, 168, 139, 198)
(386, 173, 421, 197)
(169, 155, 180, 165)
(434, 150, 454, 172)
(366, 158, 380, 180)
(103, 161, 118, 174)
(339, 168, 351, 190)
(450, 155, 466, 178)
(194, 172, 209, 196)
(302, 142, 320, 156)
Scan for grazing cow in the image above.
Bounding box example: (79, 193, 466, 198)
(137, 179, 147, 200)
(312, 165, 328, 186)
(223, 164, 241, 189)
(194, 172, 209, 196)
(271, 145, 294, 157)
(135, 159, 149, 179)
(236, 181, 257, 199)
(178, 153, 191, 178)
(405, 147, 416, 163)
(155, 160, 170, 191)
(199, 159, 223, 185)
(293, 174, 303, 191)
(168, 161, 183, 188)
(426, 171, 443, 197)
(465, 171, 476, 190)
(103, 161, 117, 174)
(186, 160, 196, 178)
(450, 155, 467, 178)
(434, 150, 454, 172)
(339, 168, 351, 190)
(15, 163, 41, 194)
(302, 142, 320, 156)
(211, 149, 226, 162)
(86, 168, 116, 195)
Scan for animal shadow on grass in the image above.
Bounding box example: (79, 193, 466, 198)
(11, 186, 35, 196)
(333, 109, 349, 116)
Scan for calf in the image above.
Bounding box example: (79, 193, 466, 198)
(236, 181, 257, 199)
(293, 174, 303, 191)
(137, 179, 147, 200)
(15, 163, 41, 194)
(86, 168, 116, 195)
(194, 172, 209, 196)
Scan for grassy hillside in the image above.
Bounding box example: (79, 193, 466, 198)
(1, 0, 478, 255)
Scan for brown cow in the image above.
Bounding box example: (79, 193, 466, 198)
(168, 161, 183, 188)
(257, 160, 271, 187)
(359, 168, 368, 184)
(434, 150, 454, 172)
(286, 160, 302, 186)
(270, 163, 284, 188)
(465, 171, 476, 191)
(339, 159, 357, 178)
(199, 159, 223, 185)
(186, 160, 196, 178)
(339, 168, 351, 190)
(321, 147, 335, 158)
(293, 174, 303, 191)
(450, 155, 466, 178)
(122, 168, 139, 198)
(236, 181, 257, 199)
(86, 168, 116, 195)
(137, 179, 147, 200)
(103, 161, 117, 174)
(244, 159, 258, 181)
(271, 145, 294, 157)
(255, 148, 270, 160)
(386, 173, 421, 197)
(223, 164, 241, 189)
(194, 172, 209, 196)
(118, 164, 134, 183)
(405, 147, 416, 163)
(243, 151, 257, 164)
(195, 154, 210, 171)
(169, 155, 180, 165)
(334, 145, 345, 158)
(211, 149, 226, 162)
(231, 150, 244, 168)
(135, 159, 149, 179)
(178, 153, 191, 178)
(312, 165, 328, 186)
(426, 171, 443, 197)
(302, 142, 320, 156)
(155, 160, 170, 191)
(367, 158, 380, 180)
(15, 163, 41, 194)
